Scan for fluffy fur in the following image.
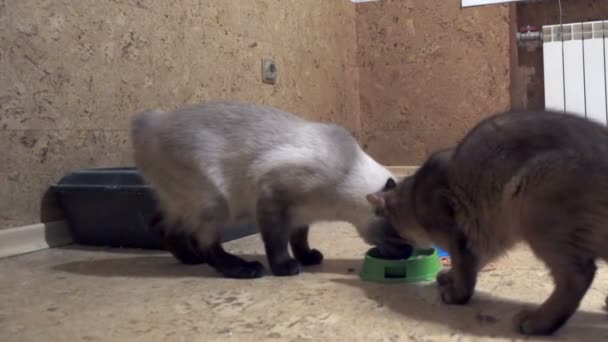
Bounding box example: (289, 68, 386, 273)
(368, 109, 608, 335)
(131, 101, 406, 278)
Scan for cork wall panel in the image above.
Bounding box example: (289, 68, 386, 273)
(0, 0, 358, 228)
(356, 0, 511, 165)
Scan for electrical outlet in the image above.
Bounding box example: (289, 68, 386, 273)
(261, 58, 277, 84)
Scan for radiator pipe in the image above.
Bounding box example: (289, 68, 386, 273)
(516, 30, 542, 43)
(516, 25, 543, 48)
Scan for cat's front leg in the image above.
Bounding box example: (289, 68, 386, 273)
(437, 233, 479, 305)
(290, 225, 324, 266)
(257, 191, 300, 276)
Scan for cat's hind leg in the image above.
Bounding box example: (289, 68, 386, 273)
(191, 205, 266, 279)
(156, 197, 265, 278)
(202, 241, 266, 278)
(515, 231, 596, 335)
(512, 152, 598, 334)
(148, 211, 205, 265)
(163, 233, 206, 265)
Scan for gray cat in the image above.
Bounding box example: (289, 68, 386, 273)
(367, 109, 608, 335)
(130, 101, 409, 278)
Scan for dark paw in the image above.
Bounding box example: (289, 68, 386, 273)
(437, 270, 471, 305)
(220, 261, 266, 279)
(295, 249, 324, 266)
(270, 259, 301, 276)
(514, 309, 562, 336)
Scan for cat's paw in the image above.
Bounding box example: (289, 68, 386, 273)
(221, 261, 266, 279)
(270, 259, 301, 276)
(514, 309, 562, 336)
(437, 270, 472, 305)
(296, 249, 324, 266)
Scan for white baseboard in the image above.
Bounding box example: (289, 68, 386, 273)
(0, 220, 74, 259)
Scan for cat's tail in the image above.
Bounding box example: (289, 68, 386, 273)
(130, 109, 165, 151)
(129, 109, 168, 175)
(130, 109, 164, 138)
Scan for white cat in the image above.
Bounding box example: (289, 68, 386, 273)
(130, 101, 409, 278)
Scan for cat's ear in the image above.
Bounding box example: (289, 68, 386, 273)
(383, 178, 397, 191)
(366, 193, 386, 209)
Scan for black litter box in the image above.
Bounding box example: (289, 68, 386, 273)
(51, 167, 257, 249)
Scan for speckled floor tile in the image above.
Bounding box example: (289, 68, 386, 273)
(1, 222, 608, 341)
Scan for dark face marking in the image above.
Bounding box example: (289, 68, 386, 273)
(383, 178, 397, 191)
(365, 215, 415, 260)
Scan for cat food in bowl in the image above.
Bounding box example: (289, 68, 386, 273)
(359, 247, 442, 283)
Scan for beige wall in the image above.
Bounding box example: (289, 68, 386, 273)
(1, 0, 520, 229)
(356, 0, 511, 165)
(0, 0, 359, 229)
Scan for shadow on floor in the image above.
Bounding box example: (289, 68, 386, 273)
(52, 254, 218, 278)
(56, 244, 169, 255)
(52, 252, 608, 339)
(51, 253, 362, 278)
(332, 278, 608, 340)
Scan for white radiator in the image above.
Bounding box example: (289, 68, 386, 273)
(543, 21, 608, 125)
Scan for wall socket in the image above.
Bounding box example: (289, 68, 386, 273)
(261, 58, 277, 84)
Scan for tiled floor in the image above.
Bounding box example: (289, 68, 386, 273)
(1, 222, 608, 341)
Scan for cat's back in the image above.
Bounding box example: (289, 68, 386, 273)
(172, 101, 356, 149)
(453, 110, 608, 175)
(153, 101, 303, 142)
(447, 110, 608, 206)
(131, 101, 360, 180)
(180, 101, 301, 128)
(459, 110, 608, 156)
(131, 101, 310, 160)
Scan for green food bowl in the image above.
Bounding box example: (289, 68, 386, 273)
(359, 247, 442, 283)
